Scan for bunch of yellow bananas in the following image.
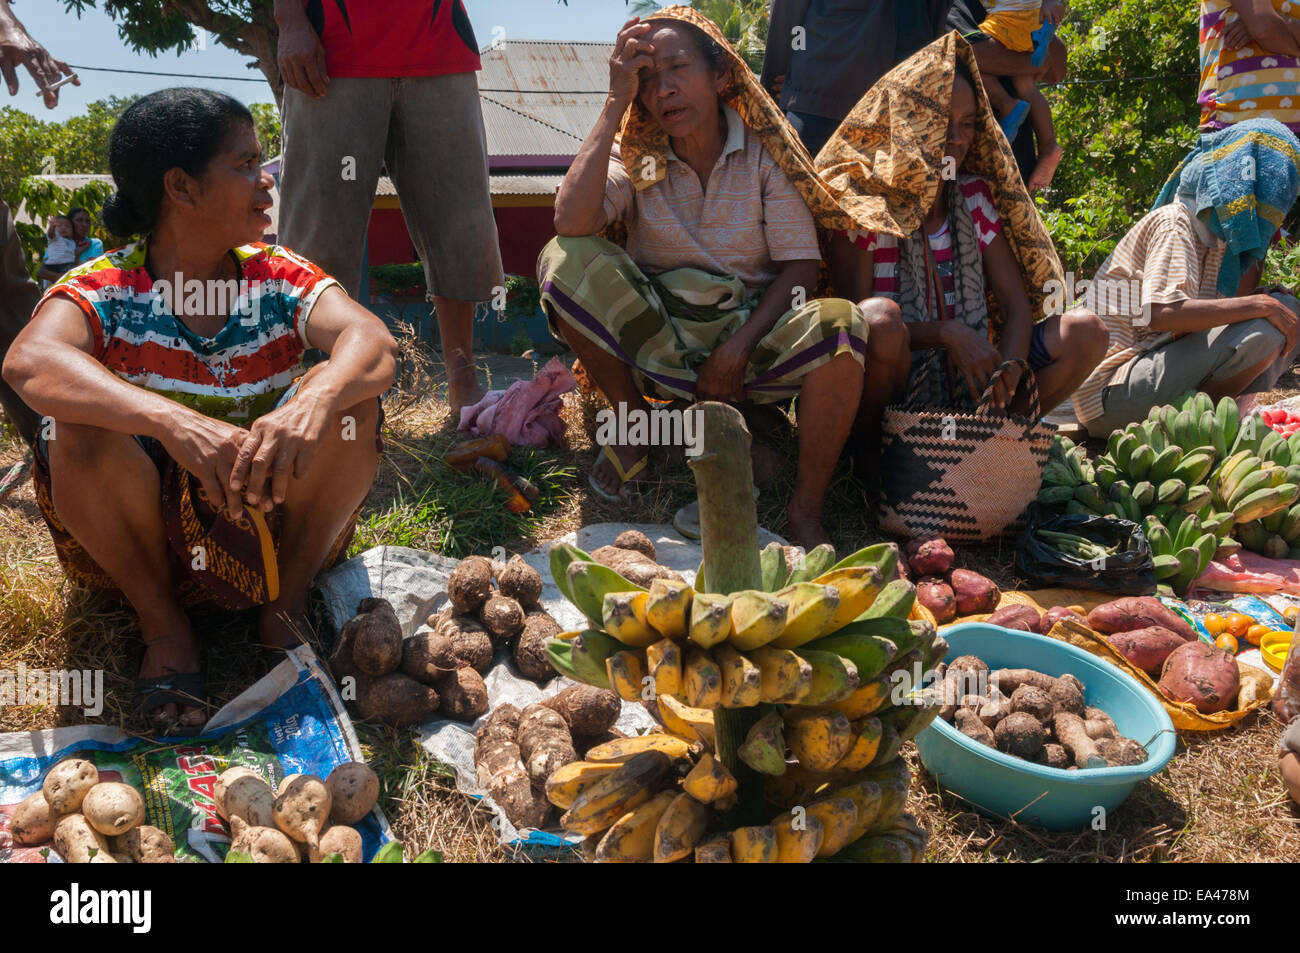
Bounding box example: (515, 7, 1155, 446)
(543, 540, 942, 863)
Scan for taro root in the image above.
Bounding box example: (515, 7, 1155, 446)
(994, 712, 1045, 760)
(497, 556, 543, 607)
(438, 666, 490, 721)
(441, 615, 496, 673)
(481, 594, 526, 641)
(542, 685, 621, 737)
(401, 630, 458, 684)
(1037, 744, 1070, 770)
(1095, 736, 1148, 766)
(355, 673, 439, 727)
(348, 598, 403, 677)
(515, 610, 562, 682)
(954, 708, 995, 747)
(1009, 685, 1054, 724)
(612, 529, 657, 560)
(448, 556, 494, 614)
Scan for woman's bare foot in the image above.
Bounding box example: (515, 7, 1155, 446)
(445, 360, 486, 417)
(137, 628, 204, 727)
(786, 501, 831, 551)
(1028, 143, 1064, 192)
(590, 442, 649, 500)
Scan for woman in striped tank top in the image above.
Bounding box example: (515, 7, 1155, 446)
(2, 89, 398, 734)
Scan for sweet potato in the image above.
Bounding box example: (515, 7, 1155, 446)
(1106, 626, 1185, 677)
(906, 536, 954, 576)
(986, 604, 1043, 633)
(10, 791, 56, 845)
(355, 673, 440, 727)
(497, 556, 543, 607)
(916, 576, 956, 624)
(81, 782, 145, 837)
(1086, 596, 1196, 642)
(994, 712, 1045, 759)
(326, 762, 380, 826)
(1158, 641, 1240, 714)
(448, 556, 494, 614)
(542, 684, 621, 737)
(1042, 605, 1087, 631)
(438, 666, 489, 721)
(349, 597, 403, 676)
(42, 758, 99, 815)
(53, 813, 114, 863)
(948, 569, 1001, 616)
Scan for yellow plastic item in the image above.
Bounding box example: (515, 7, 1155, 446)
(1260, 632, 1293, 673)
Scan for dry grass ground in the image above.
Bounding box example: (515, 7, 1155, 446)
(2, 349, 1298, 861)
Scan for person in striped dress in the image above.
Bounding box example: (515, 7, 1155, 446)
(2, 89, 398, 734)
(1199, 0, 1300, 137)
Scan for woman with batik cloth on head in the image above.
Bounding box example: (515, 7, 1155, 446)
(1, 89, 397, 735)
(538, 5, 871, 549)
(1065, 119, 1300, 438)
(821, 32, 1107, 464)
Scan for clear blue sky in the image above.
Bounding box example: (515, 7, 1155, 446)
(6, 0, 635, 122)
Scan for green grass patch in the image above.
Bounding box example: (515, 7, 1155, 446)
(351, 439, 576, 559)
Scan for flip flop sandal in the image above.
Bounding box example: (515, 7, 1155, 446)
(1030, 21, 1056, 68)
(673, 486, 760, 540)
(131, 671, 207, 737)
(999, 100, 1030, 141)
(0, 456, 32, 505)
(588, 444, 649, 503)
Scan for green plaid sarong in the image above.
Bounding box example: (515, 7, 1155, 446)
(537, 236, 867, 403)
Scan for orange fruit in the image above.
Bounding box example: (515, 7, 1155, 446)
(1215, 633, 1238, 653)
(1285, 605, 1299, 624)
(1244, 624, 1270, 646)
(1226, 613, 1255, 638)
(1203, 613, 1226, 636)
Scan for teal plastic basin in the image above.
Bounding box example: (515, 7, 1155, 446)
(914, 622, 1177, 830)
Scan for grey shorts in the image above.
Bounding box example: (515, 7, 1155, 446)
(1084, 294, 1300, 438)
(278, 72, 503, 302)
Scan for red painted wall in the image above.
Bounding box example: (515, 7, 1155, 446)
(365, 205, 556, 278)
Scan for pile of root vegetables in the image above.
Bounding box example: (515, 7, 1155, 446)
(214, 761, 380, 863)
(331, 555, 563, 728)
(10, 759, 175, 863)
(933, 658, 1149, 769)
(473, 684, 626, 831)
(903, 536, 1002, 624)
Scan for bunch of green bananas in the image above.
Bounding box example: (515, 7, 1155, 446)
(1036, 391, 1300, 591)
(544, 539, 938, 863)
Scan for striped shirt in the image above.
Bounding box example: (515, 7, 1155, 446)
(1068, 202, 1227, 424)
(1199, 0, 1300, 136)
(37, 241, 338, 425)
(985, 0, 1044, 10)
(602, 105, 822, 295)
(846, 176, 1003, 310)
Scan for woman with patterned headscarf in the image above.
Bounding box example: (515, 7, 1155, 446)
(1065, 118, 1300, 438)
(539, 6, 882, 548)
(821, 33, 1107, 462)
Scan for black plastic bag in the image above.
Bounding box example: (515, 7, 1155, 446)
(1015, 505, 1156, 594)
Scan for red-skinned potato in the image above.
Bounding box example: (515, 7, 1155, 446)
(985, 605, 1042, 633)
(1106, 627, 1186, 678)
(916, 577, 956, 624)
(947, 570, 1001, 616)
(905, 536, 955, 577)
(1087, 597, 1196, 642)
(1158, 641, 1239, 713)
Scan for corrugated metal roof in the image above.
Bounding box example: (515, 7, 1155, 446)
(478, 40, 612, 159)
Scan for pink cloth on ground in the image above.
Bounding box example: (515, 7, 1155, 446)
(1191, 550, 1300, 597)
(457, 357, 576, 447)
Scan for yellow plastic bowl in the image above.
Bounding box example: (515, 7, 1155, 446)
(1260, 631, 1292, 673)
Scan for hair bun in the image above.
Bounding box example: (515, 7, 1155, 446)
(101, 191, 148, 237)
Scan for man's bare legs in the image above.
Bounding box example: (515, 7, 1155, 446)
(788, 352, 864, 549)
(435, 296, 485, 415)
(852, 299, 912, 476)
(1020, 309, 1109, 416)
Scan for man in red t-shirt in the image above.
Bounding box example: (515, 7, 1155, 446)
(274, 0, 502, 412)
